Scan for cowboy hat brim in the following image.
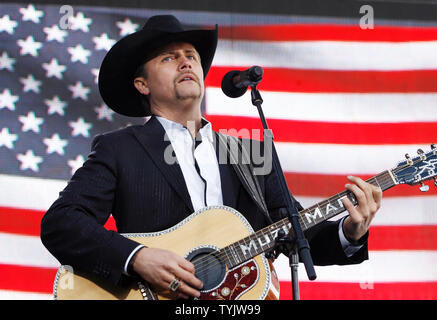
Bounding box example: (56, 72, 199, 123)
(98, 18, 218, 117)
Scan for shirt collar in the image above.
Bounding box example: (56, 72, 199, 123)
(198, 118, 213, 143)
(155, 115, 214, 143)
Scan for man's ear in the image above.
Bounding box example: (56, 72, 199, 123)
(133, 76, 150, 96)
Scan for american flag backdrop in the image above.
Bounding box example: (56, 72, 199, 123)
(0, 3, 436, 300)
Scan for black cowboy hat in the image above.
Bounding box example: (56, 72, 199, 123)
(98, 15, 218, 117)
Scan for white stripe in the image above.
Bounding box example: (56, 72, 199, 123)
(0, 174, 67, 211)
(0, 233, 60, 268)
(274, 250, 437, 282)
(0, 290, 52, 300)
(274, 142, 431, 174)
(297, 196, 437, 226)
(205, 88, 437, 123)
(214, 40, 437, 70)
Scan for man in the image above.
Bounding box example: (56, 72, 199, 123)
(41, 15, 382, 300)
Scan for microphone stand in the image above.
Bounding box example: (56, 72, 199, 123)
(249, 84, 317, 300)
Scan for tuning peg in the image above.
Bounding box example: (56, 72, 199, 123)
(431, 144, 436, 150)
(419, 182, 429, 192)
(405, 153, 413, 165)
(417, 149, 426, 160)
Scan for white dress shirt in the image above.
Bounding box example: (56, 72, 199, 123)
(156, 116, 223, 211)
(123, 116, 362, 274)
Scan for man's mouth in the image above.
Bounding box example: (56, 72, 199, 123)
(177, 74, 197, 83)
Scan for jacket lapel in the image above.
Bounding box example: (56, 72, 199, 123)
(131, 116, 194, 213)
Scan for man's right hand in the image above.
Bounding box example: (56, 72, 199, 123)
(130, 247, 203, 299)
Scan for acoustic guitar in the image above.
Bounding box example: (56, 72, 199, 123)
(53, 145, 437, 300)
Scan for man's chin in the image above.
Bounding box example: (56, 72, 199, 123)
(175, 88, 203, 101)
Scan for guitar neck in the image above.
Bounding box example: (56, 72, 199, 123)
(222, 170, 397, 268)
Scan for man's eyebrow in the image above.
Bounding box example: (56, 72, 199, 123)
(184, 49, 201, 58)
(184, 49, 198, 54)
(157, 49, 200, 57)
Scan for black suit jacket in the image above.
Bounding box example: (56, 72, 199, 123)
(41, 116, 368, 286)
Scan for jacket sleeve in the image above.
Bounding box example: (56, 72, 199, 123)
(40, 133, 140, 286)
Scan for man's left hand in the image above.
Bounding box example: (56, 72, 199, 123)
(341, 175, 383, 242)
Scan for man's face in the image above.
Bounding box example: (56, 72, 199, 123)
(137, 42, 204, 107)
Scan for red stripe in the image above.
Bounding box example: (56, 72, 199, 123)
(205, 114, 437, 145)
(369, 225, 437, 251)
(104, 216, 117, 231)
(0, 206, 117, 236)
(0, 207, 43, 237)
(0, 264, 56, 293)
(279, 281, 437, 300)
(1, 263, 435, 299)
(283, 172, 437, 197)
(218, 24, 437, 42)
(0, 264, 435, 300)
(206, 67, 437, 93)
(1, 170, 435, 237)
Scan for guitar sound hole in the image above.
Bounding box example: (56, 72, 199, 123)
(186, 247, 226, 291)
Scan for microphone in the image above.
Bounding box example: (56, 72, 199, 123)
(221, 66, 263, 98)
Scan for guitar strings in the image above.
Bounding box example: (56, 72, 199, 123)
(189, 171, 397, 278)
(186, 164, 427, 280)
(198, 159, 434, 277)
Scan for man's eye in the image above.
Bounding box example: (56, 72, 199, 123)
(188, 55, 198, 61)
(162, 56, 173, 62)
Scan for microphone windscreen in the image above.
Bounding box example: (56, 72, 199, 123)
(221, 70, 247, 98)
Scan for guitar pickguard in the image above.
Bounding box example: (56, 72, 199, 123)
(200, 259, 259, 300)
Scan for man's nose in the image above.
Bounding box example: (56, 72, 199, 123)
(178, 56, 193, 71)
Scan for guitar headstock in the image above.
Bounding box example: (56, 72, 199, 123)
(391, 144, 437, 192)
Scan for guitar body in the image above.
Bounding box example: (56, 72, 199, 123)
(53, 206, 280, 300)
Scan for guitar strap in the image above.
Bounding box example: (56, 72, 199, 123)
(216, 132, 273, 224)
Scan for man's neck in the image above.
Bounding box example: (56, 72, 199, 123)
(151, 104, 202, 138)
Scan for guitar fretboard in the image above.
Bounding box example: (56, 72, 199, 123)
(220, 170, 396, 269)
